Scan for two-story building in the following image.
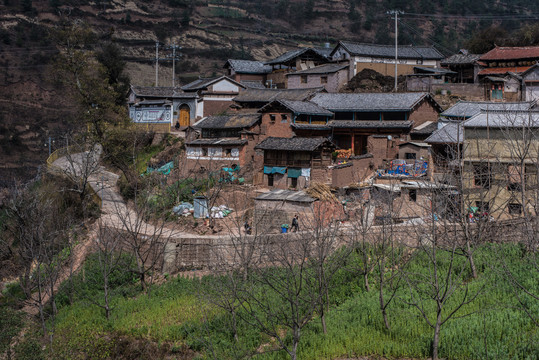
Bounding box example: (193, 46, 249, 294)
(223, 59, 272, 87)
(330, 41, 444, 79)
(286, 63, 349, 92)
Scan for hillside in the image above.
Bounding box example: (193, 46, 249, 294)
(0, 0, 538, 188)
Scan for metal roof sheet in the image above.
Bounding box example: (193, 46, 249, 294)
(441, 101, 534, 118)
(130, 86, 197, 98)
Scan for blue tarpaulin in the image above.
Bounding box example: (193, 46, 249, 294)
(287, 168, 301, 178)
(264, 166, 287, 175)
(143, 161, 174, 176)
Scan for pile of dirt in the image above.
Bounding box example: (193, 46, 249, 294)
(343, 69, 406, 93)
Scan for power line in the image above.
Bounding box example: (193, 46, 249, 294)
(399, 12, 539, 20)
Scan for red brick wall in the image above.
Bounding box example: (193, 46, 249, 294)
(259, 112, 295, 140)
(408, 100, 440, 128)
(238, 74, 266, 82)
(203, 100, 234, 117)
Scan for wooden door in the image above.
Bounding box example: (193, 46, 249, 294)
(179, 105, 190, 127)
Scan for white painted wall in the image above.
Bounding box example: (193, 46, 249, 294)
(212, 80, 239, 92)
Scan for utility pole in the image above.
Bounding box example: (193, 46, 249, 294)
(387, 10, 403, 92)
(155, 41, 159, 87)
(167, 43, 182, 87)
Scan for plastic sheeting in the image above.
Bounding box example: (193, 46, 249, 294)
(287, 168, 301, 178)
(264, 166, 287, 175)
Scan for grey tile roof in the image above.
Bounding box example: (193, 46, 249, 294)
(130, 86, 197, 98)
(411, 121, 438, 135)
(186, 138, 248, 146)
(265, 48, 330, 65)
(463, 110, 539, 128)
(310, 92, 435, 112)
(255, 137, 333, 151)
(440, 53, 481, 65)
(255, 189, 315, 203)
(334, 41, 444, 60)
(412, 66, 457, 75)
(328, 120, 412, 129)
(241, 80, 267, 89)
(425, 122, 463, 144)
(287, 63, 348, 76)
(225, 59, 272, 74)
(291, 123, 331, 130)
(194, 113, 261, 129)
(259, 99, 333, 116)
(181, 76, 245, 91)
(234, 87, 324, 103)
(441, 101, 534, 118)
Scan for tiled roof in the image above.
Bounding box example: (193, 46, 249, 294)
(130, 86, 197, 98)
(328, 120, 412, 129)
(224, 59, 272, 74)
(241, 80, 267, 89)
(287, 63, 348, 76)
(194, 113, 261, 129)
(441, 101, 534, 118)
(425, 122, 463, 144)
(234, 87, 324, 103)
(265, 48, 330, 65)
(255, 137, 333, 151)
(181, 76, 245, 91)
(478, 66, 532, 76)
(480, 46, 539, 61)
(186, 138, 248, 146)
(291, 123, 331, 130)
(441, 53, 481, 65)
(411, 121, 438, 135)
(259, 99, 333, 116)
(463, 110, 539, 128)
(334, 41, 444, 60)
(255, 189, 315, 203)
(310, 92, 438, 112)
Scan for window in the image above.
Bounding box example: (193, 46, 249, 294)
(201, 148, 208, 156)
(301, 75, 308, 84)
(405, 152, 417, 160)
(290, 177, 298, 188)
(321, 76, 328, 84)
(507, 165, 522, 191)
(281, 114, 288, 123)
(270, 114, 276, 123)
(475, 201, 490, 214)
(225, 148, 232, 157)
(408, 189, 417, 202)
(473, 164, 491, 189)
(508, 203, 522, 215)
(416, 59, 423, 65)
(268, 174, 274, 186)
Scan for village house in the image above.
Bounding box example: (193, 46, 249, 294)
(477, 46, 539, 101)
(254, 137, 335, 189)
(264, 47, 332, 88)
(128, 86, 198, 131)
(522, 64, 539, 102)
(286, 63, 349, 92)
(258, 99, 333, 138)
(181, 76, 246, 119)
(183, 113, 261, 178)
(440, 50, 482, 84)
(309, 92, 442, 168)
(405, 66, 457, 93)
(461, 110, 539, 218)
(223, 59, 271, 88)
(330, 41, 444, 79)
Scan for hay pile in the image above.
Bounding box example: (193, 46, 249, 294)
(305, 183, 338, 202)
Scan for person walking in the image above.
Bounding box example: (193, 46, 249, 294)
(291, 214, 299, 232)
